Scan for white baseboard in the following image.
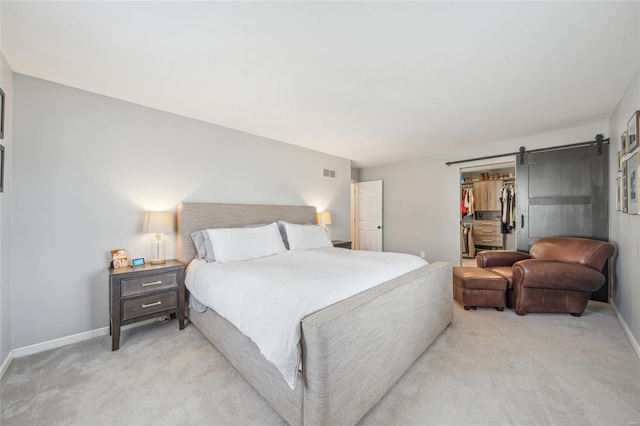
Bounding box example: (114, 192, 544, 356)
(12, 326, 111, 358)
(611, 300, 640, 361)
(11, 318, 160, 359)
(0, 350, 14, 380)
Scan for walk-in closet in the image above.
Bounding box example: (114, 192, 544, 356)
(460, 163, 516, 266)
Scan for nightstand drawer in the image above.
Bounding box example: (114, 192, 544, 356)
(122, 291, 178, 320)
(121, 272, 177, 297)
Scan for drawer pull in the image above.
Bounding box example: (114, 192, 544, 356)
(141, 280, 163, 287)
(141, 301, 162, 308)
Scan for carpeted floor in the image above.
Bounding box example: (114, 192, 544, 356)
(2, 301, 640, 425)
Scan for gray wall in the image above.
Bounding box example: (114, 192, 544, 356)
(0, 54, 14, 363)
(11, 75, 351, 348)
(609, 66, 640, 349)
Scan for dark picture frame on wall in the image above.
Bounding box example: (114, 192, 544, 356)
(0, 87, 4, 140)
(0, 144, 4, 193)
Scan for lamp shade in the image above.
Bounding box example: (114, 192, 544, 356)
(143, 211, 174, 234)
(317, 211, 332, 226)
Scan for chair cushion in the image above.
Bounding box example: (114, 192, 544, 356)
(512, 259, 605, 292)
(485, 266, 514, 289)
(453, 267, 507, 291)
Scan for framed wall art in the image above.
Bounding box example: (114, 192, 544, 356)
(628, 111, 639, 154)
(0, 144, 4, 193)
(628, 152, 638, 215)
(616, 173, 621, 211)
(618, 151, 622, 172)
(0, 87, 4, 140)
(622, 159, 629, 213)
(621, 130, 627, 155)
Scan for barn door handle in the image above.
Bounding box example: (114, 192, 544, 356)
(521, 215, 524, 228)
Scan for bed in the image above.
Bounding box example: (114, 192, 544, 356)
(176, 202, 453, 425)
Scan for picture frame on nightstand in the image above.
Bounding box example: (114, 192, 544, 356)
(111, 248, 128, 269)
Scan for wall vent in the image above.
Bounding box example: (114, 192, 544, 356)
(323, 168, 336, 178)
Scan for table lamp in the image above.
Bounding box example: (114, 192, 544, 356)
(143, 211, 173, 264)
(317, 211, 332, 227)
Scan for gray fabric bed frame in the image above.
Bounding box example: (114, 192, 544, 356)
(177, 202, 453, 425)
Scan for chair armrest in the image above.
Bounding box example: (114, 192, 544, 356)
(513, 259, 604, 292)
(476, 250, 532, 268)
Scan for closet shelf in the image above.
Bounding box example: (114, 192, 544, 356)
(461, 178, 516, 187)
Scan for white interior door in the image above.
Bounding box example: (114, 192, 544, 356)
(355, 180, 383, 251)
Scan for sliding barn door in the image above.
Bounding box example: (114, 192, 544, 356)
(516, 144, 609, 301)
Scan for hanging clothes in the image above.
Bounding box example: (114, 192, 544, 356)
(461, 187, 474, 218)
(500, 184, 516, 233)
(460, 223, 475, 257)
(509, 186, 516, 229)
(461, 189, 468, 216)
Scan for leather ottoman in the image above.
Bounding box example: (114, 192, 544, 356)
(453, 267, 508, 311)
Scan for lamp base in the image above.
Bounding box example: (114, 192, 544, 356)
(150, 235, 166, 265)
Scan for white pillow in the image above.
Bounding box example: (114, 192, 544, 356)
(207, 222, 286, 263)
(281, 221, 333, 250)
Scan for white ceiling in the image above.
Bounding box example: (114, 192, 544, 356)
(2, 1, 638, 168)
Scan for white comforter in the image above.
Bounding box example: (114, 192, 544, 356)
(185, 247, 427, 389)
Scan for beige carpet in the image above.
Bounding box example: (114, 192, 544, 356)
(2, 301, 640, 425)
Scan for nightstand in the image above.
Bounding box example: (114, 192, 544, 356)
(109, 259, 186, 351)
(332, 240, 352, 249)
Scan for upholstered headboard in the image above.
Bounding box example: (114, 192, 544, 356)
(176, 202, 317, 263)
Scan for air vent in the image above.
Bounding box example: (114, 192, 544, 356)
(323, 168, 336, 179)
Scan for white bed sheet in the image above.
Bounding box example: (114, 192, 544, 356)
(185, 247, 427, 389)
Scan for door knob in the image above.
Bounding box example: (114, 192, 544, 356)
(377, 226, 382, 229)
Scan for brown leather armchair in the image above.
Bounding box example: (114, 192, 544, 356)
(476, 237, 615, 316)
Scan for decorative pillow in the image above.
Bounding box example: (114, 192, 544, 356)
(201, 231, 216, 262)
(277, 221, 290, 249)
(190, 230, 216, 262)
(281, 222, 333, 250)
(190, 231, 206, 259)
(206, 222, 286, 263)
